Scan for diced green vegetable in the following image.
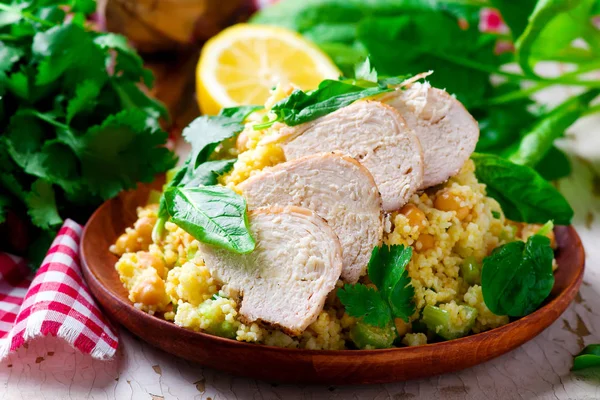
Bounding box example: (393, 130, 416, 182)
(198, 299, 238, 339)
(460, 256, 481, 285)
(421, 304, 478, 341)
(350, 320, 396, 349)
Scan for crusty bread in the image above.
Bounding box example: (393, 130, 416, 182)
(272, 101, 424, 211)
(381, 82, 479, 189)
(199, 206, 343, 336)
(239, 153, 383, 283)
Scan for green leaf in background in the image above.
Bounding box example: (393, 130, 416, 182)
(471, 153, 573, 224)
(59, 109, 176, 200)
(25, 179, 63, 230)
(515, 0, 599, 75)
(66, 80, 101, 123)
(0, 194, 9, 224)
(572, 344, 600, 371)
(267, 79, 390, 127)
(509, 89, 600, 167)
(164, 185, 255, 254)
(535, 146, 572, 181)
(482, 232, 555, 317)
(337, 283, 393, 328)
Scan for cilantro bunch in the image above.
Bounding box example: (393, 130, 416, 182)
(0, 1, 176, 265)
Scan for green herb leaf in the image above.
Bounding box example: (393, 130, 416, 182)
(337, 283, 393, 328)
(515, 0, 598, 76)
(481, 234, 555, 317)
(509, 90, 600, 167)
(164, 185, 255, 254)
(66, 80, 101, 123)
(25, 179, 63, 230)
(61, 109, 176, 199)
(184, 106, 261, 167)
(572, 344, 600, 371)
(535, 146, 572, 181)
(269, 79, 390, 127)
(471, 153, 573, 224)
(367, 244, 415, 322)
(0, 194, 9, 224)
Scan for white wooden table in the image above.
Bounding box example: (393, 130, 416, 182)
(1, 80, 599, 400)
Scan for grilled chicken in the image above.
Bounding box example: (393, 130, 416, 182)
(272, 101, 424, 211)
(239, 153, 383, 283)
(381, 82, 479, 189)
(199, 206, 343, 335)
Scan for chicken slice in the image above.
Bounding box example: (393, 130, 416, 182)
(272, 101, 424, 211)
(199, 206, 343, 336)
(239, 153, 383, 283)
(381, 82, 479, 189)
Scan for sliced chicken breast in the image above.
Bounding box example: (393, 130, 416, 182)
(239, 153, 383, 283)
(199, 206, 343, 335)
(273, 101, 424, 211)
(381, 82, 479, 189)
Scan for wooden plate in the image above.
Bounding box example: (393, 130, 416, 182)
(80, 182, 585, 385)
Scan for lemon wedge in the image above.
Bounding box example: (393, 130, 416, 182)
(196, 24, 340, 115)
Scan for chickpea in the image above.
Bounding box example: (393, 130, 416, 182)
(416, 234, 435, 251)
(134, 216, 155, 240)
(132, 274, 165, 305)
(435, 191, 470, 220)
(138, 251, 167, 278)
(400, 204, 427, 228)
(394, 318, 411, 337)
(434, 191, 462, 211)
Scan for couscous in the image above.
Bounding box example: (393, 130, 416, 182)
(110, 78, 560, 350)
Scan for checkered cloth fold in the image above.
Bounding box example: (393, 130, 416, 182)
(0, 220, 118, 360)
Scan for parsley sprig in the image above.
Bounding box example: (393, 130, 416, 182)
(0, 1, 175, 266)
(338, 245, 415, 328)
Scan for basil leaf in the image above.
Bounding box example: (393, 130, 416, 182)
(269, 79, 391, 127)
(164, 186, 255, 254)
(482, 234, 554, 317)
(471, 153, 573, 224)
(572, 344, 600, 371)
(534, 146, 571, 181)
(184, 159, 236, 187)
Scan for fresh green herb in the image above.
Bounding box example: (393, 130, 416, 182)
(508, 90, 600, 167)
(0, 1, 175, 265)
(163, 186, 255, 254)
(534, 146, 572, 181)
(261, 79, 391, 128)
(337, 245, 415, 329)
(514, 0, 599, 76)
(337, 283, 393, 328)
(491, 211, 501, 219)
(481, 223, 555, 317)
(422, 304, 478, 340)
(471, 153, 573, 224)
(153, 106, 260, 251)
(572, 344, 600, 371)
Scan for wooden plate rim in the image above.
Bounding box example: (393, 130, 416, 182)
(80, 196, 585, 359)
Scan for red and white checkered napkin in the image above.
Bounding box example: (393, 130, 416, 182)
(0, 219, 118, 360)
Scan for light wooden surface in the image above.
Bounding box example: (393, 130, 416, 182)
(1, 77, 600, 400)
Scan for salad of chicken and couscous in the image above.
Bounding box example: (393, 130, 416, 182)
(110, 73, 569, 350)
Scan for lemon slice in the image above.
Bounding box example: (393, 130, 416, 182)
(196, 24, 340, 115)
